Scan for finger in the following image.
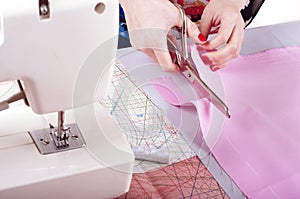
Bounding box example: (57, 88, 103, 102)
(173, 4, 203, 44)
(198, 9, 213, 38)
(186, 18, 203, 44)
(140, 48, 159, 63)
(201, 22, 244, 68)
(153, 48, 179, 72)
(200, 18, 235, 51)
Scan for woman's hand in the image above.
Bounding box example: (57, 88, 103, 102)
(120, 0, 202, 72)
(198, 0, 246, 71)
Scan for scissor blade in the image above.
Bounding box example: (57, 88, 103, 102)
(182, 62, 231, 118)
(167, 35, 231, 118)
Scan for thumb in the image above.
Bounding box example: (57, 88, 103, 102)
(186, 19, 204, 44)
(154, 48, 179, 72)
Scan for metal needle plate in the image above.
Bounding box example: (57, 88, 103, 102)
(28, 123, 86, 155)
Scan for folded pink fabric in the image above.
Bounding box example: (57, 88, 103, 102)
(152, 46, 300, 198)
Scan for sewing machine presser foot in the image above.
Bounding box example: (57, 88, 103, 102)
(28, 112, 86, 155)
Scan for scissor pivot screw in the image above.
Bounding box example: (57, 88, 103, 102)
(40, 4, 48, 16)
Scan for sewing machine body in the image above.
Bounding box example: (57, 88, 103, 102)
(0, 0, 134, 198)
(0, 104, 134, 199)
(0, 0, 116, 114)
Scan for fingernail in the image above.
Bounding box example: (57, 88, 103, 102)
(200, 54, 211, 65)
(198, 33, 206, 42)
(211, 66, 220, 72)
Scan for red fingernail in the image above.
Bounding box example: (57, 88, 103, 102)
(211, 66, 220, 72)
(201, 54, 210, 65)
(198, 33, 206, 42)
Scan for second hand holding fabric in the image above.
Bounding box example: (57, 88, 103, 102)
(167, 5, 230, 118)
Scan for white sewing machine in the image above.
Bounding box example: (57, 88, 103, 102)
(0, 0, 134, 198)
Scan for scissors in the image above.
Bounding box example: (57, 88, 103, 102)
(167, 5, 231, 118)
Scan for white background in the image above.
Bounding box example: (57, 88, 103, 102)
(248, 0, 300, 28)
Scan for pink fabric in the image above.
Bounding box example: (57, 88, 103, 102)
(151, 77, 212, 136)
(152, 46, 300, 198)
